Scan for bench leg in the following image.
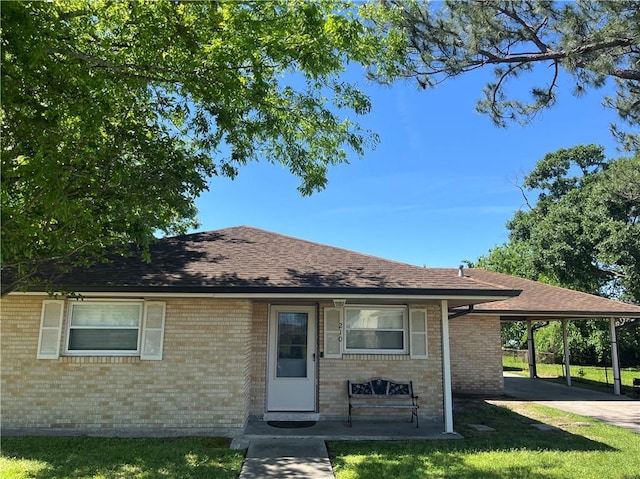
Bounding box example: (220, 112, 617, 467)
(410, 408, 419, 428)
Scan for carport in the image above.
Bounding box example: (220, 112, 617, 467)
(457, 269, 640, 395)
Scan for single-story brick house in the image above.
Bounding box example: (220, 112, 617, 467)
(2, 226, 640, 436)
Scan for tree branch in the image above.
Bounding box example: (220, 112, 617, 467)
(495, 5, 550, 54)
(474, 38, 636, 67)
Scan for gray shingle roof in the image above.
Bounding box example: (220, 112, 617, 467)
(45, 226, 517, 299)
(11, 226, 640, 317)
(456, 268, 640, 318)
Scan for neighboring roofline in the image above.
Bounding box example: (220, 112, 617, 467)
(471, 310, 640, 319)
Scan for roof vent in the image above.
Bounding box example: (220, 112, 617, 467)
(458, 265, 464, 277)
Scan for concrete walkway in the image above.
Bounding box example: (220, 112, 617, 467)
(504, 374, 640, 433)
(233, 418, 461, 478)
(238, 438, 334, 479)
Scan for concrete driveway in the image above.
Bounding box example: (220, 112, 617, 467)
(503, 373, 640, 433)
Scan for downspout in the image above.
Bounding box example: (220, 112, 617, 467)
(448, 304, 474, 319)
(526, 321, 549, 379)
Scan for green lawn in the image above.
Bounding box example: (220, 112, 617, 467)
(0, 437, 244, 479)
(4, 401, 640, 479)
(503, 356, 640, 395)
(329, 399, 640, 479)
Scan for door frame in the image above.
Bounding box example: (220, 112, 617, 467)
(266, 304, 317, 412)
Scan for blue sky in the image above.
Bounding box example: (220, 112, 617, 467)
(194, 67, 621, 268)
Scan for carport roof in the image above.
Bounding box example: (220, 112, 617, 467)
(451, 268, 640, 319)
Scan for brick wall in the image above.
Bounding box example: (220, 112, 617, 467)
(318, 303, 444, 420)
(249, 302, 268, 417)
(2, 296, 500, 433)
(449, 314, 503, 394)
(0, 295, 253, 435)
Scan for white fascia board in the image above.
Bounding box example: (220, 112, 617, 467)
(10, 291, 515, 302)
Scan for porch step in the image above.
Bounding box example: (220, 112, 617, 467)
(262, 412, 320, 422)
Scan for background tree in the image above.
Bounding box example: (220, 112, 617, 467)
(475, 144, 640, 366)
(367, 0, 640, 149)
(1, 1, 404, 295)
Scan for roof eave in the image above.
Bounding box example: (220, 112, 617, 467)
(477, 310, 640, 319)
(10, 285, 521, 299)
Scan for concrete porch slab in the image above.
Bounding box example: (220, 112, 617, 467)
(241, 418, 463, 441)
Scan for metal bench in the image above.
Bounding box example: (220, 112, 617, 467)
(633, 378, 640, 396)
(347, 377, 419, 428)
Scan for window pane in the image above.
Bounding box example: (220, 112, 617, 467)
(276, 312, 307, 378)
(345, 309, 403, 329)
(346, 330, 403, 350)
(69, 329, 138, 351)
(71, 304, 141, 327)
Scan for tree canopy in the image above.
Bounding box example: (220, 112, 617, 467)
(479, 144, 640, 302)
(1, 0, 404, 295)
(369, 0, 640, 149)
(476, 145, 640, 366)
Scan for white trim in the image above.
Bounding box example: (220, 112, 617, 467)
(140, 301, 166, 360)
(37, 300, 65, 359)
(10, 291, 516, 302)
(266, 305, 317, 411)
(441, 299, 454, 434)
(409, 308, 429, 359)
(323, 307, 343, 359)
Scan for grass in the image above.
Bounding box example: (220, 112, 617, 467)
(3, 402, 639, 479)
(329, 398, 640, 479)
(503, 356, 640, 396)
(0, 436, 244, 479)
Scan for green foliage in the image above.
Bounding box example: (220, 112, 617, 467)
(507, 146, 640, 301)
(370, 0, 640, 149)
(1, 1, 403, 294)
(479, 144, 640, 366)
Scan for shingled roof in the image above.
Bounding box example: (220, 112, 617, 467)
(453, 268, 640, 319)
(32, 226, 518, 303)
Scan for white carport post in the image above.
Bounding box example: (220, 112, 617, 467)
(562, 319, 571, 386)
(609, 318, 621, 396)
(526, 320, 536, 378)
(441, 300, 454, 434)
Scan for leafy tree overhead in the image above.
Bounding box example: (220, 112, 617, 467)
(478, 144, 640, 301)
(1, 1, 404, 295)
(476, 144, 640, 366)
(368, 0, 640, 148)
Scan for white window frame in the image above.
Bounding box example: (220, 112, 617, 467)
(343, 305, 408, 354)
(65, 300, 143, 356)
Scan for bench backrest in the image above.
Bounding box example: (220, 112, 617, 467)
(348, 378, 413, 398)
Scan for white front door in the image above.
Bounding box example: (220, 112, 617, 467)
(267, 305, 316, 411)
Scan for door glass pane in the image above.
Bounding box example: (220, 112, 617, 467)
(276, 312, 308, 378)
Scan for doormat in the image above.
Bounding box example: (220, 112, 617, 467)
(267, 421, 317, 429)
